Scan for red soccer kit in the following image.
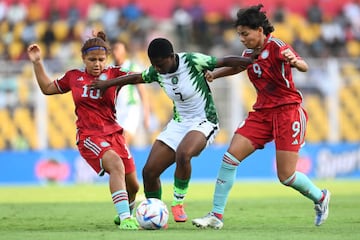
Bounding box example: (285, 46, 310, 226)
(54, 66, 136, 175)
(237, 35, 308, 152)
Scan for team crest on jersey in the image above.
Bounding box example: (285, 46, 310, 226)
(261, 50, 269, 59)
(100, 141, 110, 147)
(99, 73, 108, 81)
(171, 76, 179, 84)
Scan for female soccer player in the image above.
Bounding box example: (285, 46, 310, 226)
(90, 37, 252, 223)
(191, 4, 330, 229)
(27, 31, 140, 230)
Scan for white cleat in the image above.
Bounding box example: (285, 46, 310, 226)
(314, 189, 331, 226)
(192, 212, 224, 229)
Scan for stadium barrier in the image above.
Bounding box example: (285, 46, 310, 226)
(0, 142, 359, 185)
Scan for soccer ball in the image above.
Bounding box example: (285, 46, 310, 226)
(136, 198, 169, 230)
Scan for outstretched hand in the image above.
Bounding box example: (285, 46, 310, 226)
(281, 48, 298, 65)
(27, 44, 42, 63)
(204, 70, 215, 82)
(89, 79, 111, 96)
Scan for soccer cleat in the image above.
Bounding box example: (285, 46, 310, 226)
(171, 204, 188, 222)
(114, 215, 120, 225)
(192, 212, 223, 229)
(314, 189, 331, 226)
(114, 215, 139, 227)
(119, 217, 139, 230)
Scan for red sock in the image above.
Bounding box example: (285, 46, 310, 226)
(318, 192, 325, 203)
(213, 212, 223, 220)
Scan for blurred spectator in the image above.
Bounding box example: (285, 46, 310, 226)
(67, 0, 81, 29)
(306, 0, 323, 24)
(0, 0, 8, 22)
(343, 0, 360, 40)
(86, 0, 106, 23)
(102, 3, 121, 42)
(42, 22, 56, 58)
(48, 1, 61, 22)
(6, 0, 27, 29)
(27, 0, 44, 22)
(272, 1, 287, 23)
(21, 20, 37, 46)
(172, 3, 192, 51)
(187, 0, 207, 49)
(320, 15, 347, 57)
(122, 0, 143, 22)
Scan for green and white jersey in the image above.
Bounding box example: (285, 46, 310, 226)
(142, 52, 219, 124)
(118, 59, 141, 105)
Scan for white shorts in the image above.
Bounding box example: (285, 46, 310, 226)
(157, 119, 220, 151)
(116, 104, 142, 135)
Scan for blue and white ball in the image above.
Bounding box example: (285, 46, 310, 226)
(136, 198, 169, 230)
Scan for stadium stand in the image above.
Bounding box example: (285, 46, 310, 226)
(0, 0, 360, 149)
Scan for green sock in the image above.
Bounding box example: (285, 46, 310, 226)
(144, 187, 162, 199)
(172, 177, 190, 206)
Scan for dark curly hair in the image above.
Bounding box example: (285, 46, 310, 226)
(234, 4, 274, 36)
(147, 38, 174, 59)
(81, 31, 111, 56)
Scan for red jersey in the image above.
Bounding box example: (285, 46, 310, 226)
(54, 66, 127, 136)
(243, 35, 303, 110)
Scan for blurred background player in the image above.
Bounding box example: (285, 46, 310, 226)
(112, 40, 151, 146)
(27, 31, 140, 230)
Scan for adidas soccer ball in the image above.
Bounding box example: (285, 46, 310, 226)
(136, 198, 169, 230)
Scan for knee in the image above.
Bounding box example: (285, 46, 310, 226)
(176, 149, 191, 166)
(279, 172, 296, 186)
(142, 165, 157, 182)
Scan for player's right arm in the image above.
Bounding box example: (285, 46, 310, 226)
(90, 73, 144, 92)
(27, 44, 59, 95)
(205, 67, 245, 82)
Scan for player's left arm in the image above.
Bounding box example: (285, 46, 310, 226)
(281, 47, 308, 72)
(204, 56, 252, 82)
(216, 55, 252, 71)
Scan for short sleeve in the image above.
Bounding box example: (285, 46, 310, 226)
(141, 66, 160, 83)
(54, 72, 71, 93)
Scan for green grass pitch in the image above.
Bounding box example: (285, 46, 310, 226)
(0, 180, 359, 240)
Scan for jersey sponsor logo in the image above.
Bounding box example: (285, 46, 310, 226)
(171, 76, 179, 84)
(77, 76, 84, 81)
(261, 50, 269, 59)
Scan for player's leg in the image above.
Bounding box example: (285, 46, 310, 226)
(277, 150, 330, 226)
(102, 150, 138, 230)
(114, 171, 139, 226)
(276, 106, 330, 226)
(142, 140, 175, 199)
(192, 133, 255, 229)
(171, 130, 208, 222)
(126, 171, 139, 215)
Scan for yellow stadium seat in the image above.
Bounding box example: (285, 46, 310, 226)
(8, 41, 24, 60)
(35, 21, 48, 40)
(273, 23, 294, 44)
(346, 40, 360, 58)
(52, 20, 69, 41)
(12, 21, 25, 41)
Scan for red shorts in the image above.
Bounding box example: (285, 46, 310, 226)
(235, 104, 308, 152)
(77, 131, 136, 176)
